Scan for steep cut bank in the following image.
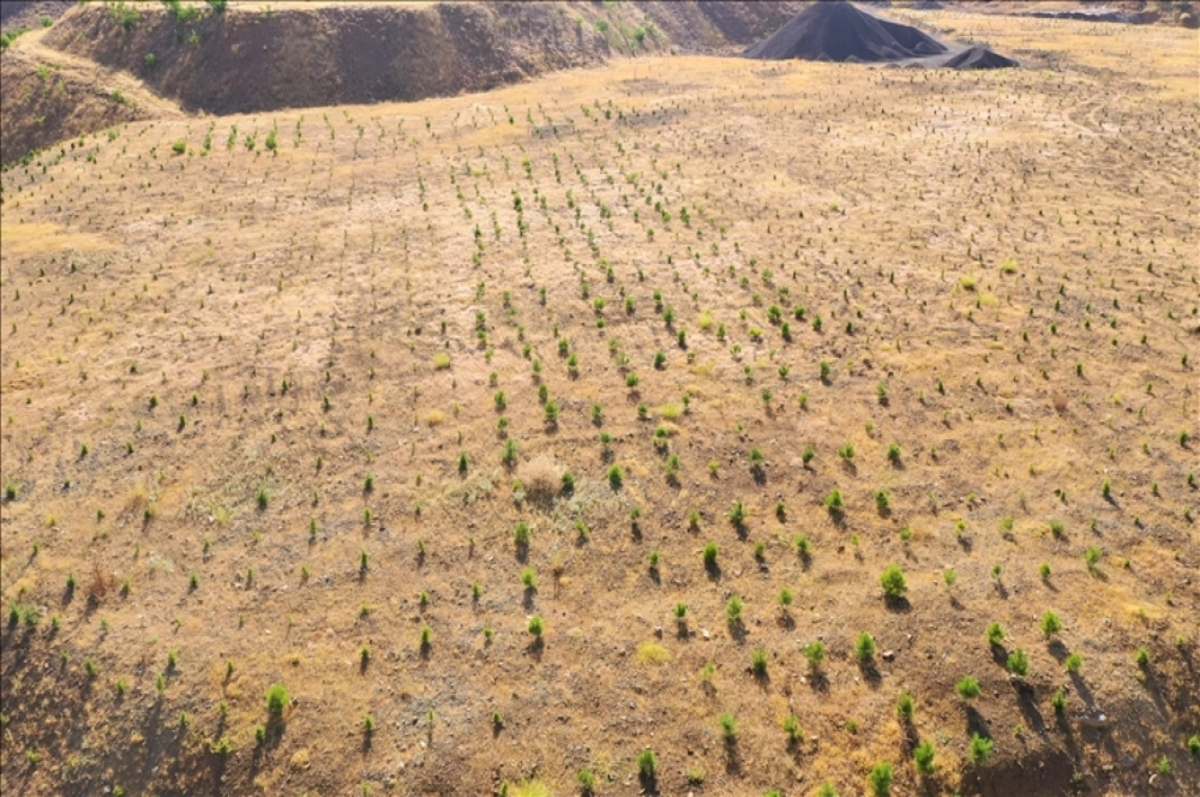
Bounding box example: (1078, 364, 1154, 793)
(0, 30, 182, 167)
(39, 1, 805, 116)
(41, 2, 613, 115)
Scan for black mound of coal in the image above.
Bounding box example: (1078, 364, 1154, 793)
(941, 45, 1017, 70)
(744, 0, 947, 62)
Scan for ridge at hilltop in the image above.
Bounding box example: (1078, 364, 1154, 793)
(745, 0, 947, 62)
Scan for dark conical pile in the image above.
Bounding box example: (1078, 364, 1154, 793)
(744, 0, 947, 62)
(941, 45, 1018, 70)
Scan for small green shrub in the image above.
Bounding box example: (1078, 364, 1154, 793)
(879, 564, 907, 599)
(607, 464, 623, 488)
(956, 676, 980, 700)
(725, 595, 743, 624)
(783, 713, 802, 743)
(868, 762, 893, 797)
(527, 615, 544, 637)
(802, 640, 826, 670)
(719, 712, 738, 741)
(913, 739, 935, 775)
(968, 733, 994, 765)
(265, 683, 289, 715)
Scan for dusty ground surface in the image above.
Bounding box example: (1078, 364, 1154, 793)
(1, 8, 1198, 797)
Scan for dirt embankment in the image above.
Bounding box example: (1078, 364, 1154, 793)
(0, 41, 174, 168)
(41, 2, 608, 115)
(0, 0, 801, 165)
(38, 1, 803, 117)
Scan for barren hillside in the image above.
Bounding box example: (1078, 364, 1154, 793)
(2, 5, 1199, 797)
(0, 27, 183, 170)
(1, 0, 804, 166)
(38, 0, 811, 115)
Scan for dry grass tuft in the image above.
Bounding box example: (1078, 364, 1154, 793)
(521, 454, 562, 501)
(86, 562, 115, 603)
(636, 641, 671, 665)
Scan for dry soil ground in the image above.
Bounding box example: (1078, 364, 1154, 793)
(1, 10, 1198, 797)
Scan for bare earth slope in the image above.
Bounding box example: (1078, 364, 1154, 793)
(39, 1, 807, 115)
(1, 27, 183, 168)
(1, 0, 802, 164)
(1, 11, 1197, 797)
